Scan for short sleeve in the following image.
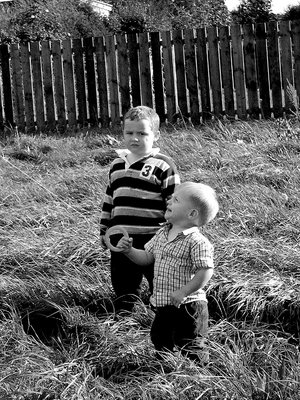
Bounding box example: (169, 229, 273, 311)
(190, 237, 214, 272)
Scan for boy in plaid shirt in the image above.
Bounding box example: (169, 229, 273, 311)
(117, 181, 219, 362)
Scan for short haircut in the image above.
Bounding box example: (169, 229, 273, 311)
(181, 181, 219, 226)
(124, 106, 160, 133)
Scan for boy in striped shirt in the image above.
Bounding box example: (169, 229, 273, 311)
(117, 182, 219, 363)
(100, 106, 180, 313)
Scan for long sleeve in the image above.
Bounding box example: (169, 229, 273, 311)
(100, 174, 113, 236)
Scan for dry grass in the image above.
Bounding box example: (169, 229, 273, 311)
(0, 119, 299, 399)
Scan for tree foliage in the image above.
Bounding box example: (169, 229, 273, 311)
(108, 0, 230, 32)
(280, 4, 300, 20)
(0, 0, 231, 42)
(231, 0, 274, 24)
(0, 0, 109, 43)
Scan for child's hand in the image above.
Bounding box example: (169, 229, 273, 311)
(116, 236, 133, 253)
(170, 289, 187, 308)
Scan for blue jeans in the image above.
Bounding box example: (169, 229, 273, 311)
(150, 301, 209, 363)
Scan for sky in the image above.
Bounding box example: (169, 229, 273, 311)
(225, 0, 300, 14)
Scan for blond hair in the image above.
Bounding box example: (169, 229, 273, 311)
(181, 181, 219, 226)
(124, 106, 160, 133)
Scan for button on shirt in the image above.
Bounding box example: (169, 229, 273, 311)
(144, 224, 214, 307)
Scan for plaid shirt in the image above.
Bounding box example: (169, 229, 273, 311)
(145, 224, 214, 307)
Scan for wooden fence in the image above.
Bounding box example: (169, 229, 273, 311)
(0, 19, 300, 134)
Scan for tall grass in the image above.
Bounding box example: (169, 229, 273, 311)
(0, 120, 299, 399)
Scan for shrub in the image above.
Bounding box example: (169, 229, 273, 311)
(0, 0, 109, 43)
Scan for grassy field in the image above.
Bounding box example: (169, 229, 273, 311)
(0, 118, 299, 399)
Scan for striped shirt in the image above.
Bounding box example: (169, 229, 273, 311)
(144, 225, 214, 307)
(100, 148, 180, 236)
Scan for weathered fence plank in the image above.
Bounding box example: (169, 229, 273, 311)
(139, 32, 153, 108)
(207, 26, 223, 117)
(268, 21, 282, 118)
(231, 24, 247, 119)
(291, 19, 300, 105)
(173, 30, 188, 120)
(243, 24, 259, 118)
(84, 37, 98, 126)
(94, 36, 109, 127)
(62, 39, 76, 127)
(196, 28, 211, 120)
(150, 31, 165, 122)
(10, 43, 25, 130)
(116, 34, 130, 117)
(219, 26, 234, 118)
(73, 38, 87, 127)
(106, 34, 120, 126)
(52, 40, 66, 131)
(41, 41, 55, 130)
(20, 43, 34, 131)
(161, 30, 176, 123)
(255, 23, 271, 118)
(31, 41, 45, 131)
(0, 73, 3, 129)
(0, 44, 14, 127)
(184, 29, 200, 125)
(279, 20, 293, 112)
(127, 33, 141, 107)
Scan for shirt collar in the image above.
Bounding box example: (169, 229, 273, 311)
(181, 226, 199, 235)
(162, 223, 199, 236)
(116, 147, 160, 162)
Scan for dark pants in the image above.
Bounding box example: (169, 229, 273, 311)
(150, 301, 209, 363)
(110, 234, 154, 312)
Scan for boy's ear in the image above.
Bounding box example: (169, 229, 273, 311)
(189, 209, 198, 219)
(154, 131, 160, 141)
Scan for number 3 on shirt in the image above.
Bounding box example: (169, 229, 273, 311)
(140, 164, 155, 179)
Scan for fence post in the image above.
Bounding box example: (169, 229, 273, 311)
(139, 32, 153, 108)
(184, 29, 200, 125)
(219, 25, 234, 118)
(10, 43, 25, 131)
(207, 26, 223, 118)
(291, 19, 300, 103)
(255, 23, 271, 118)
(63, 39, 76, 128)
(116, 33, 131, 117)
(173, 29, 188, 121)
(0, 44, 14, 128)
(161, 31, 176, 123)
(268, 21, 282, 118)
(106, 35, 120, 126)
(196, 28, 211, 121)
(150, 31, 165, 123)
(52, 40, 66, 132)
(231, 24, 247, 119)
(73, 38, 88, 128)
(94, 36, 110, 128)
(127, 33, 141, 107)
(243, 23, 259, 119)
(84, 37, 98, 127)
(41, 41, 55, 131)
(279, 20, 293, 113)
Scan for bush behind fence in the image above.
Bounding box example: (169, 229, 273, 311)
(0, 19, 300, 134)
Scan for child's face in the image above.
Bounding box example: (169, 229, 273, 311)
(123, 118, 159, 157)
(165, 186, 195, 226)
